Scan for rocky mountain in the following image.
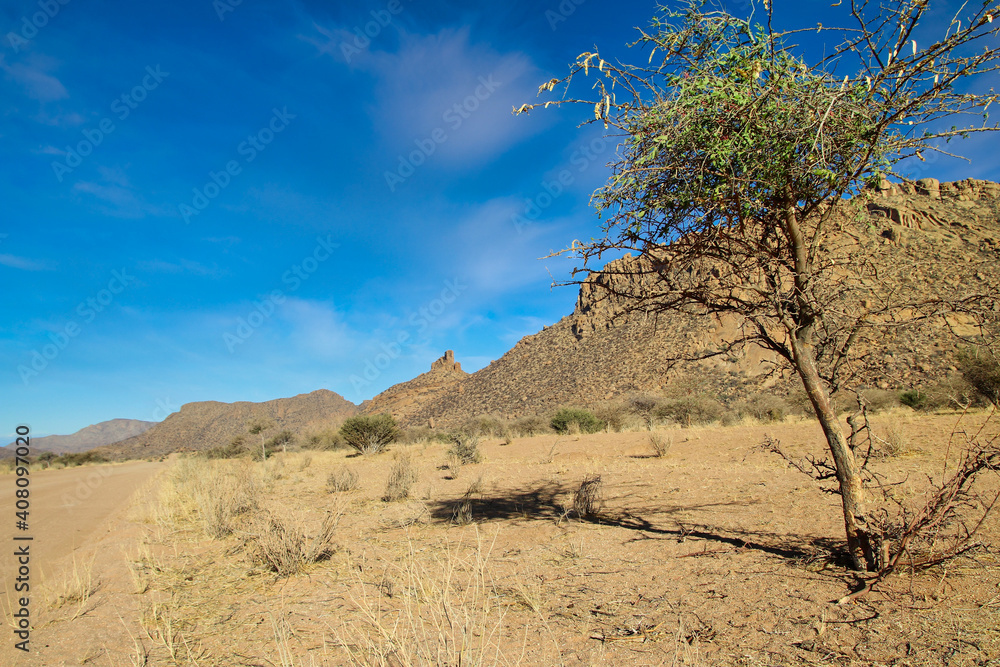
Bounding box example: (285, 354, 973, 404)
(362, 351, 468, 426)
(371, 178, 1000, 428)
(97, 389, 358, 460)
(1, 418, 157, 457)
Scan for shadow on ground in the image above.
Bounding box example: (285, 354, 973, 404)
(426, 482, 847, 565)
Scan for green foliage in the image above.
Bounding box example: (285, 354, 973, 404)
(266, 430, 295, 451)
(551, 408, 605, 435)
(447, 434, 482, 465)
(900, 389, 926, 410)
(35, 451, 57, 468)
(339, 414, 399, 455)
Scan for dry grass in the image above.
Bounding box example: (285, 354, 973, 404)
(44, 553, 100, 620)
(383, 453, 418, 502)
(327, 466, 360, 493)
(336, 529, 522, 666)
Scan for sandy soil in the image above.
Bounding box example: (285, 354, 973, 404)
(0, 460, 164, 663)
(10, 412, 1000, 666)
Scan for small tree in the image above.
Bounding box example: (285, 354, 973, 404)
(519, 1, 1000, 571)
(340, 414, 399, 455)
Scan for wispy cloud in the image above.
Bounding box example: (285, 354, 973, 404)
(312, 25, 544, 165)
(0, 254, 54, 271)
(136, 259, 226, 277)
(0, 54, 69, 102)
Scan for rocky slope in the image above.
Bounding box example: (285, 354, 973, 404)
(379, 178, 1000, 428)
(97, 389, 358, 460)
(362, 351, 468, 425)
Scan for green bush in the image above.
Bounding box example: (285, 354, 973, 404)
(339, 414, 399, 455)
(55, 451, 108, 467)
(653, 395, 726, 426)
(266, 430, 296, 452)
(551, 408, 604, 434)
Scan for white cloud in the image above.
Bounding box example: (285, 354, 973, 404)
(0, 55, 69, 102)
(308, 23, 547, 165)
(0, 254, 54, 271)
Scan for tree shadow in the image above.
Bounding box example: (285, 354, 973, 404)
(426, 482, 849, 566)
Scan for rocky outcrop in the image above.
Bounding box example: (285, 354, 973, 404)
(362, 351, 469, 424)
(430, 350, 462, 372)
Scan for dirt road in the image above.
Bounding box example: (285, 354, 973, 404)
(0, 461, 163, 614)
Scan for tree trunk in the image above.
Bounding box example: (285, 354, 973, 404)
(789, 334, 880, 572)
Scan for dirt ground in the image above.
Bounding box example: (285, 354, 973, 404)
(7, 411, 1000, 666)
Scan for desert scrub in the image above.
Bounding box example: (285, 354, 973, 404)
(653, 394, 726, 426)
(327, 467, 360, 493)
(573, 475, 603, 519)
(242, 510, 337, 576)
(648, 431, 673, 457)
(551, 407, 604, 434)
(447, 433, 482, 465)
(340, 414, 399, 455)
(383, 453, 418, 502)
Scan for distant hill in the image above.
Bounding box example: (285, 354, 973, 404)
(97, 389, 358, 460)
(1, 419, 157, 457)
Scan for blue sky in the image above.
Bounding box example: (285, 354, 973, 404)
(2, 0, 998, 438)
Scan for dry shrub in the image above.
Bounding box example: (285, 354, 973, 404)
(648, 431, 673, 457)
(860, 388, 901, 413)
(189, 460, 259, 539)
(459, 414, 508, 438)
(875, 417, 908, 457)
(447, 434, 482, 465)
(44, 553, 100, 620)
(573, 475, 603, 519)
(242, 510, 337, 576)
(734, 393, 790, 423)
(383, 453, 418, 502)
(653, 394, 726, 426)
(510, 414, 551, 437)
(452, 477, 484, 525)
(327, 466, 359, 493)
(594, 400, 632, 432)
